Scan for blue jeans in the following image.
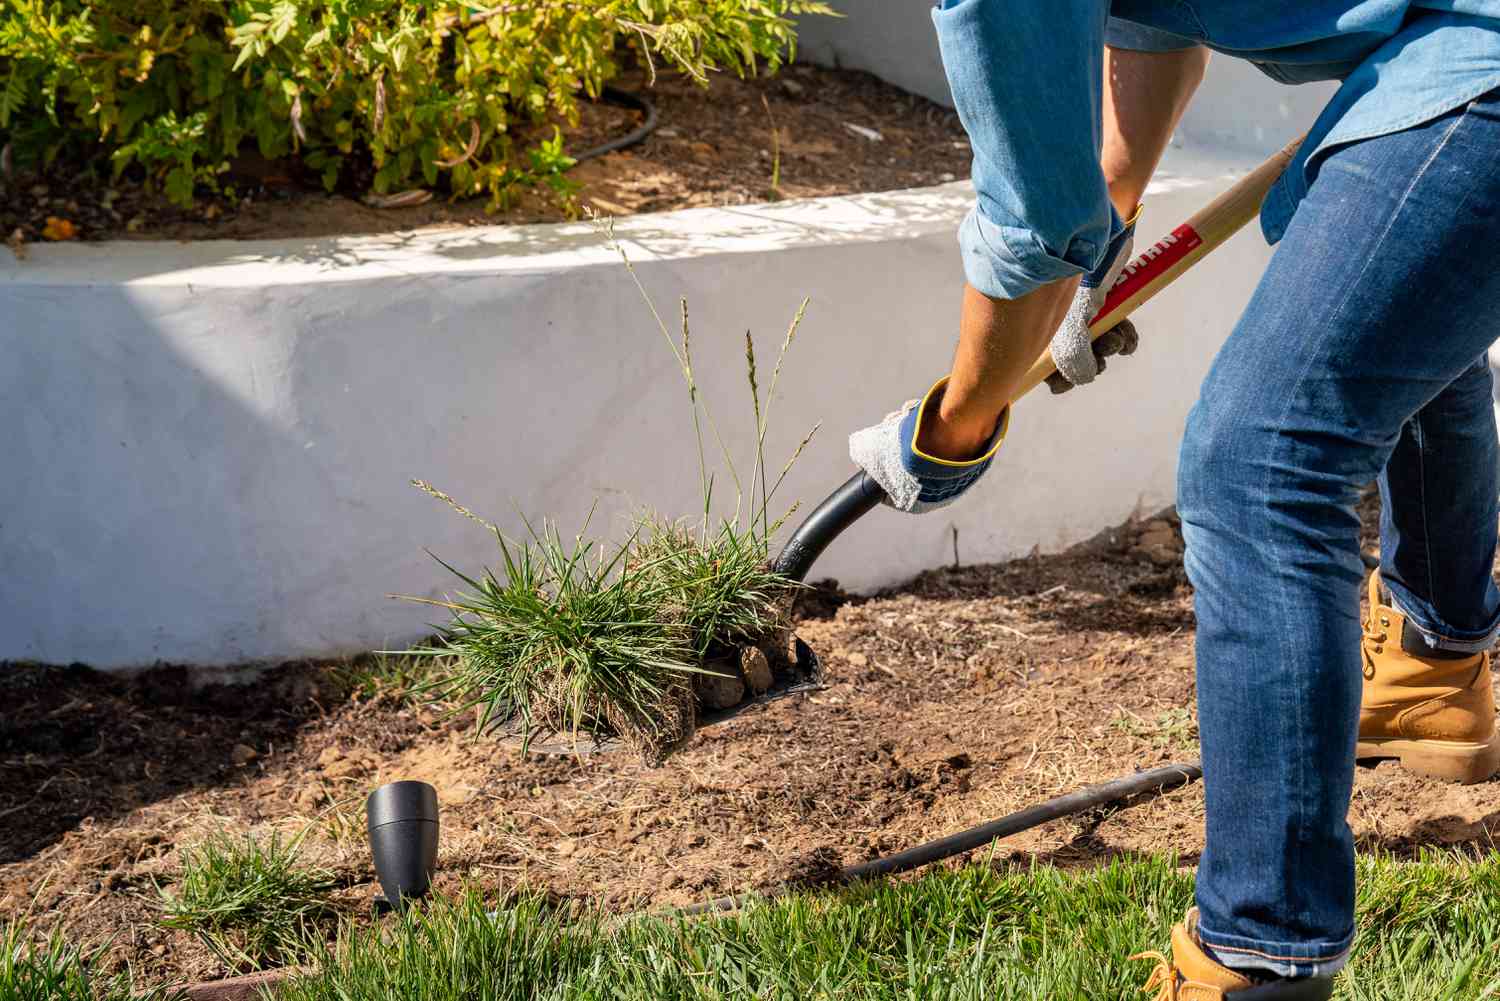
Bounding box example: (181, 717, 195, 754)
(1178, 90, 1500, 978)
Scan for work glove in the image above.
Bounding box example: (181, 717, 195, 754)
(1044, 205, 1142, 395)
(848, 376, 1009, 513)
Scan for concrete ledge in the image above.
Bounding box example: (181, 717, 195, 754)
(3, 148, 1280, 668)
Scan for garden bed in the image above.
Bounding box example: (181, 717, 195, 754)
(3, 494, 1496, 987)
(2, 63, 970, 249)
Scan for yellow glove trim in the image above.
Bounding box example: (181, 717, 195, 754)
(908, 375, 1011, 468)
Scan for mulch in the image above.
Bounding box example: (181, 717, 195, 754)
(4, 492, 1495, 987)
(1, 61, 971, 251)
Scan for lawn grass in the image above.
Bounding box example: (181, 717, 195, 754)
(274, 851, 1500, 1000)
(157, 829, 339, 972)
(1, 918, 184, 1001)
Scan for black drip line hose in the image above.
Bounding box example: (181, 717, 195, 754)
(676, 762, 1202, 916)
(656, 472, 1207, 917)
(573, 86, 660, 164)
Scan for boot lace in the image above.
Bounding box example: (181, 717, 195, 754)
(1361, 610, 1388, 681)
(1130, 951, 1181, 1000)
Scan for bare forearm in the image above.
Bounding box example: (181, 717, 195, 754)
(1101, 45, 1210, 215)
(921, 45, 1209, 461)
(917, 278, 1079, 459)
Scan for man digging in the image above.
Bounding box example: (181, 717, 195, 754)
(851, 4, 1500, 998)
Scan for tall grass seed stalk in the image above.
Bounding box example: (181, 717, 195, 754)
(402, 217, 816, 762)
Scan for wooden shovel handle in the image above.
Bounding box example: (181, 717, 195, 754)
(1014, 134, 1306, 398)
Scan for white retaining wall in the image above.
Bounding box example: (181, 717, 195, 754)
(4, 9, 1376, 668)
(4, 152, 1283, 669)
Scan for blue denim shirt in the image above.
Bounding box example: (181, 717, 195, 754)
(934, 2, 1500, 300)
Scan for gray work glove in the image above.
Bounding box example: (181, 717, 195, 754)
(848, 376, 1008, 513)
(1045, 207, 1142, 394)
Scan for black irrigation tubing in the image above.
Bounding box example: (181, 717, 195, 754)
(674, 762, 1204, 916)
(662, 470, 1214, 918)
(572, 85, 660, 164)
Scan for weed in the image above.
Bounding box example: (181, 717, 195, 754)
(761, 94, 783, 200)
(1110, 706, 1199, 752)
(158, 829, 339, 972)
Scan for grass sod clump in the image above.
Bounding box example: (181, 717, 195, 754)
(0, 0, 833, 210)
(273, 850, 1500, 1000)
(157, 828, 340, 972)
(405, 225, 814, 762)
(1, 918, 183, 1001)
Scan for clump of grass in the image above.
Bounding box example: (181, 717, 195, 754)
(408, 509, 704, 761)
(630, 515, 794, 660)
(403, 218, 816, 762)
(1, 918, 180, 1001)
(157, 829, 339, 972)
(332, 650, 450, 706)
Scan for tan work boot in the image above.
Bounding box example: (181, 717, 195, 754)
(1358, 571, 1500, 784)
(1132, 910, 1334, 999)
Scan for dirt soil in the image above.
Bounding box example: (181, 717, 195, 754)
(1, 63, 971, 250)
(3, 496, 1496, 987)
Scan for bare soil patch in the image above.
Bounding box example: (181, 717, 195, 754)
(3, 496, 1494, 985)
(2, 63, 971, 249)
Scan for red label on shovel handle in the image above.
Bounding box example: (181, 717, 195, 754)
(1092, 223, 1203, 325)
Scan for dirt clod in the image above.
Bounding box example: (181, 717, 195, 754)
(741, 646, 774, 695)
(694, 661, 747, 710)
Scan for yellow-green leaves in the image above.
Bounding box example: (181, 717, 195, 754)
(1, 0, 834, 210)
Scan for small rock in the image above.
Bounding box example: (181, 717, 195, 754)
(844, 122, 884, 142)
(740, 646, 774, 695)
(229, 743, 257, 765)
(846, 652, 869, 668)
(781, 78, 805, 97)
(741, 836, 763, 850)
(555, 839, 577, 857)
(694, 662, 745, 710)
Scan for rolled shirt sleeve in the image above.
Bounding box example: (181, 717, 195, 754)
(933, 0, 1121, 300)
(1105, 17, 1200, 52)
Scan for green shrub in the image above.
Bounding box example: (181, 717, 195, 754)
(0, 0, 832, 208)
